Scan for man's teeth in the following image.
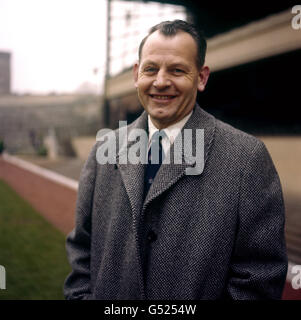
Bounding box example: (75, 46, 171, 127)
(152, 95, 173, 99)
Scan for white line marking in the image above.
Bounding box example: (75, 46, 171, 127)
(2, 153, 78, 191)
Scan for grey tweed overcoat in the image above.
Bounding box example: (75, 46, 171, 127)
(64, 105, 287, 300)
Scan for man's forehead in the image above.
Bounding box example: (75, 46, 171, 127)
(140, 30, 198, 62)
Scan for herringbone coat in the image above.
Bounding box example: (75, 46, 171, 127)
(64, 105, 287, 300)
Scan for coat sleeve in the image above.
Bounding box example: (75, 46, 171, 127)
(63, 143, 98, 300)
(224, 140, 288, 299)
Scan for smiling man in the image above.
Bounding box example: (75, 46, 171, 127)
(133, 28, 209, 129)
(64, 20, 287, 300)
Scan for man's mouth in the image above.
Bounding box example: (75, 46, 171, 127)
(149, 94, 176, 100)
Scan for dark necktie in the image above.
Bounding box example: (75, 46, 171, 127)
(144, 130, 165, 199)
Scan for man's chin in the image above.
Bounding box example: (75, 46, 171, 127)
(148, 106, 173, 118)
(149, 110, 170, 121)
(149, 112, 176, 128)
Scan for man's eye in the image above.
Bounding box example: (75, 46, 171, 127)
(174, 69, 184, 73)
(144, 67, 157, 73)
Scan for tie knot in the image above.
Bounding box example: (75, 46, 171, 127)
(148, 130, 165, 164)
(151, 130, 166, 143)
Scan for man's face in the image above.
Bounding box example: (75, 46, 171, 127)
(134, 30, 209, 129)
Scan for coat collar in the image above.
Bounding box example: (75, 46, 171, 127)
(116, 104, 216, 216)
(116, 111, 148, 219)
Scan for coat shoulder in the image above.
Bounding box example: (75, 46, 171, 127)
(213, 116, 265, 157)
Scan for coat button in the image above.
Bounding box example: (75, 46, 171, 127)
(147, 230, 157, 242)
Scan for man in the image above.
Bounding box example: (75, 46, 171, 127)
(64, 20, 287, 300)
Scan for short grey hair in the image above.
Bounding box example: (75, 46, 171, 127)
(138, 20, 207, 69)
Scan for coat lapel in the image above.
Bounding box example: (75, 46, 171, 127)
(116, 111, 148, 219)
(116, 105, 216, 216)
(143, 105, 216, 208)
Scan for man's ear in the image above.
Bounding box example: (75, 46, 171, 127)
(197, 66, 210, 92)
(133, 62, 139, 88)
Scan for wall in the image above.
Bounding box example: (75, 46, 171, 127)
(0, 94, 102, 155)
(0, 52, 11, 95)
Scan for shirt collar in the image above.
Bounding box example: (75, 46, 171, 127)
(148, 110, 193, 146)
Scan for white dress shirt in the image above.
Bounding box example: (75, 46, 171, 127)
(147, 110, 193, 156)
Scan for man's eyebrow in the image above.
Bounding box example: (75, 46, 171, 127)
(141, 60, 158, 67)
(141, 61, 190, 69)
(168, 63, 189, 69)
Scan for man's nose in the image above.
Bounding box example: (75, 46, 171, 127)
(153, 70, 171, 89)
